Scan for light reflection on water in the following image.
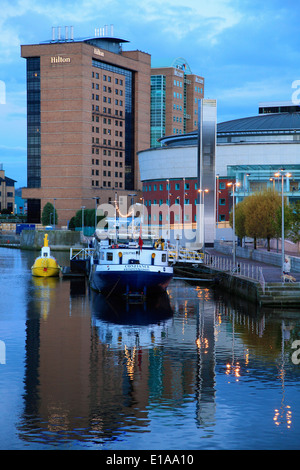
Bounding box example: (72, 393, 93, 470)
(0, 248, 300, 449)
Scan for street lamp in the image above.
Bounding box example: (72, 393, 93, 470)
(227, 182, 240, 265)
(92, 197, 100, 231)
(167, 179, 170, 238)
(216, 174, 219, 228)
(274, 170, 292, 274)
(176, 196, 181, 230)
(129, 193, 136, 239)
(81, 206, 85, 236)
(53, 198, 56, 229)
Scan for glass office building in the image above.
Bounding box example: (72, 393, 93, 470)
(151, 59, 204, 148)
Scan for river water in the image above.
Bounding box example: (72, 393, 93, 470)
(1, 247, 300, 450)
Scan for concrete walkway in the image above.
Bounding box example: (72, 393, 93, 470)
(206, 247, 300, 283)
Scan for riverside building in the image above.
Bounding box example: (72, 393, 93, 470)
(21, 26, 150, 226)
(139, 101, 300, 243)
(151, 59, 204, 147)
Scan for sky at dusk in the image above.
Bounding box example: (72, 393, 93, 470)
(1, 0, 300, 187)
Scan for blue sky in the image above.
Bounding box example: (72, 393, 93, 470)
(1, 0, 300, 188)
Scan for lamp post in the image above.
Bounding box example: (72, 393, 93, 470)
(274, 170, 292, 274)
(81, 206, 85, 236)
(227, 182, 240, 265)
(176, 195, 181, 231)
(129, 193, 136, 239)
(167, 179, 170, 238)
(53, 198, 56, 229)
(92, 197, 99, 231)
(216, 174, 219, 228)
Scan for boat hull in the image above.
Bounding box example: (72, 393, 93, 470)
(90, 264, 173, 296)
(31, 257, 61, 278)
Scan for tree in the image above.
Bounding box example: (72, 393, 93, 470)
(41, 202, 57, 226)
(244, 189, 284, 250)
(288, 201, 300, 253)
(231, 189, 286, 250)
(68, 208, 105, 230)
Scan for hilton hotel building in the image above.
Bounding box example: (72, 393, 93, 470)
(21, 29, 150, 226)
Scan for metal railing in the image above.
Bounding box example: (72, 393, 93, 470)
(70, 247, 94, 260)
(204, 253, 266, 293)
(168, 245, 204, 264)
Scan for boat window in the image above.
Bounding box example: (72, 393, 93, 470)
(162, 254, 166, 262)
(107, 252, 113, 261)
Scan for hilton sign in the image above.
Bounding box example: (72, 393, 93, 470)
(50, 56, 71, 64)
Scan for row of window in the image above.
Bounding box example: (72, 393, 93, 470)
(92, 83, 123, 95)
(145, 199, 192, 206)
(92, 137, 123, 147)
(92, 94, 124, 106)
(144, 182, 193, 191)
(91, 159, 117, 166)
(92, 169, 123, 177)
(92, 116, 123, 126)
(145, 198, 227, 206)
(91, 180, 123, 188)
(92, 71, 123, 86)
(92, 104, 123, 116)
(92, 127, 123, 137)
(92, 149, 123, 158)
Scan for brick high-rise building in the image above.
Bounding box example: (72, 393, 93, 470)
(21, 27, 150, 226)
(150, 58, 204, 147)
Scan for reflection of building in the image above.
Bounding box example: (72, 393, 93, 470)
(151, 58, 204, 147)
(0, 164, 16, 213)
(21, 27, 150, 226)
(20, 274, 217, 443)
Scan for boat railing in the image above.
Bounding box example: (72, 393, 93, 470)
(70, 247, 94, 261)
(168, 245, 204, 264)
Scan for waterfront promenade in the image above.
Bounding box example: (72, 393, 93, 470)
(200, 245, 300, 307)
(206, 246, 300, 283)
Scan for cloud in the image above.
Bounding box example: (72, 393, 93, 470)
(122, 0, 243, 44)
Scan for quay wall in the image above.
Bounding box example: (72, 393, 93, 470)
(178, 263, 300, 307)
(195, 264, 261, 304)
(20, 230, 82, 250)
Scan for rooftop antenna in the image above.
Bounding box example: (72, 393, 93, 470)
(70, 26, 74, 40)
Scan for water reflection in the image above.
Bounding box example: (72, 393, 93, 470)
(0, 247, 299, 449)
